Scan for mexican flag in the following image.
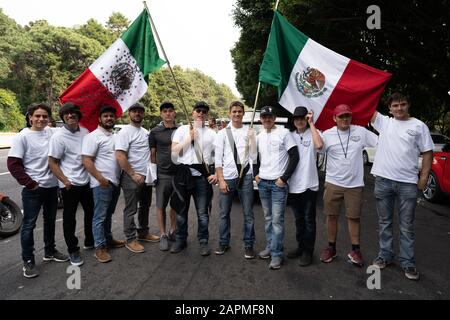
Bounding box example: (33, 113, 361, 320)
(59, 10, 165, 131)
(259, 11, 392, 130)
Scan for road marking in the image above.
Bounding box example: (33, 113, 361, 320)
(0, 172, 10, 176)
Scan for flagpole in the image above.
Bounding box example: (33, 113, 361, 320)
(239, 1, 280, 179)
(143, 1, 191, 126)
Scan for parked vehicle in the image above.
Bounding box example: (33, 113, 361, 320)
(0, 193, 22, 237)
(422, 143, 450, 203)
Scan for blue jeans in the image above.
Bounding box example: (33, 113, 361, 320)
(176, 176, 211, 246)
(21, 187, 58, 264)
(92, 184, 120, 249)
(258, 179, 288, 258)
(374, 177, 418, 268)
(218, 175, 255, 248)
(288, 189, 317, 255)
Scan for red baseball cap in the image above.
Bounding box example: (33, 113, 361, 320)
(334, 104, 352, 116)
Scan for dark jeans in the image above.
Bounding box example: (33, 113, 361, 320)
(218, 175, 255, 248)
(176, 176, 212, 246)
(121, 172, 152, 242)
(61, 184, 94, 254)
(21, 187, 58, 264)
(288, 189, 317, 255)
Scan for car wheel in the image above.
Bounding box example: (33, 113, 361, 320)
(363, 151, 369, 165)
(422, 171, 443, 203)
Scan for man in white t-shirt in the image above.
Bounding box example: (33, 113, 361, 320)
(370, 92, 433, 281)
(7, 103, 69, 278)
(255, 106, 299, 270)
(82, 105, 125, 263)
(214, 101, 257, 259)
(318, 104, 378, 267)
(115, 103, 159, 254)
(48, 102, 94, 267)
(171, 101, 217, 256)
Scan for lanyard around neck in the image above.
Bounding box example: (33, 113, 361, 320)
(337, 127, 350, 159)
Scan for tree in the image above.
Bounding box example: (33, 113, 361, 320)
(106, 12, 130, 38)
(77, 19, 114, 48)
(0, 89, 25, 131)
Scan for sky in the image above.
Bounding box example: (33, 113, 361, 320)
(0, 0, 241, 96)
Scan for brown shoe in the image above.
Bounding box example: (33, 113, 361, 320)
(107, 239, 125, 249)
(94, 248, 112, 263)
(125, 240, 145, 253)
(137, 232, 160, 243)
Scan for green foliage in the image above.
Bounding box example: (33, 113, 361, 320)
(232, 0, 450, 132)
(106, 12, 130, 37)
(0, 89, 25, 131)
(77, 19, 115, 48)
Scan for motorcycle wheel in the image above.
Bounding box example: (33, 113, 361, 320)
(0, 198, 23, 237)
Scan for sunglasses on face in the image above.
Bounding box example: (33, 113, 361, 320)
(194, 109, 208, 114)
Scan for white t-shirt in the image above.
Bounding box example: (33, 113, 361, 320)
(8, 127, 58, 188)
(321, 125, 378, 188)
(288, 129, 321, 193)
(114, 124, 150, 176)
(214, 124, 255, 180)
(172, 124, 216, 176)
(371, 113, 434, 184)
(257, 126, 297, 180)
(48, 126, 90, 188)
(82, 126, 121, 188)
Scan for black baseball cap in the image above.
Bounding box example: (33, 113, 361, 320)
(99, 105, 117, 116)
(129, 102, 145, 111)
(59, 102, 82, 121)
(260, 106, 275, 116)
(292, 106, 308, 118)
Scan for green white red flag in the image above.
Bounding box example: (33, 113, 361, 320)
(259, 11, 392, 130)
(59, 10, 165, 131)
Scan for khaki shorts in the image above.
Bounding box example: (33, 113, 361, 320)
(323, 182, 363, 219)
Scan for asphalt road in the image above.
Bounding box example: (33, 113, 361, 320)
(1, 148, 450, 300)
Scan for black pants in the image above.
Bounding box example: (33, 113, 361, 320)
(61, 184, 94, 254)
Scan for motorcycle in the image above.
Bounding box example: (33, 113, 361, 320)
(0, 193, 23, 237)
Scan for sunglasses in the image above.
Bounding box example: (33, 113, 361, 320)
(194, 109, 208, 114)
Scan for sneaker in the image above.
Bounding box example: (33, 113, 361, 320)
(22, 261, 39, 278)
(244, 247, 256, 259)
(286, 248, 301, 259)
(159, 234, 169, 251)
(320, 246, 337, 263)
(94, 247, 112, 263)
(372, 257, 392, 270)
(168, 230, 176, 242)
(43, 250, 70, 262)
(170, 242, 187, 254)
(125, 240, 145, 253)
(200, 244, 211, 256)
(258, 248, 271, 260)
(404, 267, 420, 280)
(214, 245, 230, 255)
(107, 238, 126, 249)
(69, 251, 84, 266)
(137, 232, 160, 243)
(269, 256, 283, 270)
(298, 252, 313, 267)
(347, 250, 364, 267)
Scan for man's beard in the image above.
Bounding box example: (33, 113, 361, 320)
(100, 122, 115, 130)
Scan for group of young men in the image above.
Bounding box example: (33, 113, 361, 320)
(7, 92, 433, 282)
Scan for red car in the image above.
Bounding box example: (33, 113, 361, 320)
(423, 143, 450, 202)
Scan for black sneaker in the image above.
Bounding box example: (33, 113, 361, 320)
(22, 261, 39, 278)
(69, 251, 84, 266)
(244, 247, 256, 259)
(170, 242, 187, 254)
(298, 252, 313, 267)
(404, 267, 420, 280)
(214, 245, 230, 255)
(200, 244, 211, 256)
(43, 250, 70, 262)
